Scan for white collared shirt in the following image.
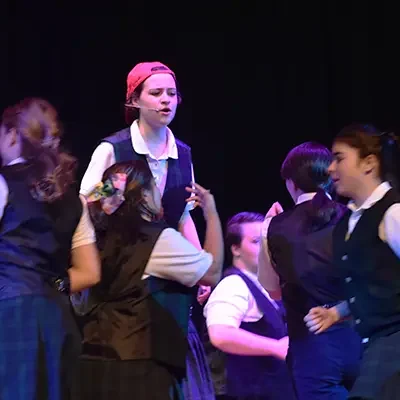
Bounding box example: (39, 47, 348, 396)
(80, 120, 195, 215)
(0, 158, 95, 249)
(204, 268, 279, 327)
(346, 182, 400, 258)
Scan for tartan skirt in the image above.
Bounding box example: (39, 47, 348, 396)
(349, 330, 400, 399)
(182, 318, 216, 400)
(0, 294, 81, 400)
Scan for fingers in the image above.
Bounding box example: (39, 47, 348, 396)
(304, 307, 326, 334)
(275, 202, 284, 213)
(185, 182, 210, 195)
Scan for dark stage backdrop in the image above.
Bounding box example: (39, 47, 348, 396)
(1, 2, 400, 238)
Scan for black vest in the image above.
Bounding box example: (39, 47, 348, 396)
(79, 221, 192, 373)
(0, 163, 82, 300)
(223, 267, 295, 399)
(333, 189, 400, 341)
(103, 127, 192, 230)
(268, 201, 346, 339)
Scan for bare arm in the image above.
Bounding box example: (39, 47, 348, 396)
(258, 217, 281, 299)
(208, 325, 288, 360)
(185, 184, 224, 287)
(69, 243, 101, 293)
(68, 196, 101, 293)
(179, 212, 201, 250)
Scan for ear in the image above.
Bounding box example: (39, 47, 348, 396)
(130, 93, 140, 108)
(8, 128, 18, 146)
(363, 154, 379, 175)
(231, 244, 241, 258)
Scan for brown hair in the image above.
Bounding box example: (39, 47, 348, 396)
(281, 142, 345, 231)
(1, 98, 77, 202)
(334, 123, 400, 187)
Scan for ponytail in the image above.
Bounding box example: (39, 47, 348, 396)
(306, 188, 346, 232)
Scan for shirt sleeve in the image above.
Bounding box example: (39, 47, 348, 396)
(382, 203, 400, 259)
(144, 227, 212, 287)
(0, 175, 9, 220)
(80, 142, 116, 195)
(71, 196, 96, 249)
(204, 275, 250, 328)
(258, 216, 280, 292)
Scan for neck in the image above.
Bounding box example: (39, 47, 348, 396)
(137, 118, 168, 158)
(353, 178, 382, 208)
(232, 259, 257, 275)
(292, 190, 305, 204)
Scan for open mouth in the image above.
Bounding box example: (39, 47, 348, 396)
(159, 107, 171, 113)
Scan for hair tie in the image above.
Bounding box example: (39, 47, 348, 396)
(86, 173, 127, 215)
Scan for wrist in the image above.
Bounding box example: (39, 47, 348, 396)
(329, 307, 340, 324)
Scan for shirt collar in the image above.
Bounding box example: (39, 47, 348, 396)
(296, 192, 316, 205)
(7, 157, 26, 166)
(129, 120, 178, 160)
(348, 181, 391, 213)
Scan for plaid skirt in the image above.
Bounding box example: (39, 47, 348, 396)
(0, 294, 81, 400)
(182, 318, 216, 400)
(349, 330, 400, 399)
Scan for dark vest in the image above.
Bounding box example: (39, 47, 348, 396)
(0, 163, 82, 300)
(333, 189, 400, 341)
(223, 267, 295, 399)
(79, 221, 192, 373)
(103, 127, 192, 230)
(268, 201, 347, 339)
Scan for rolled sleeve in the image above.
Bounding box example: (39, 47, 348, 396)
(144, 228, 212, 287)
(71, 196, 96, 249)
(80, 142, 116, 195)
(204, 275, 250, 328)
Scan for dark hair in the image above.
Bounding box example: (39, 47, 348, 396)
(1, 97, 77, 202)
(226, 212, 264, 250)
(124, 80, 183, 126)
(88, 160, 156, 245)
(281, 142, 345, 231)
(334, 123, 400, 189)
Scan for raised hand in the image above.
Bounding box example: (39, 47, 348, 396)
(185, 182, 217, 220)
(265, 202, 284, 219)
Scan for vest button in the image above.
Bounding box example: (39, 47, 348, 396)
(355, 318, 361, 324)
(349, 297, 356, 303)
(345, 277, 352, 283)
(342, 255, 348, 261)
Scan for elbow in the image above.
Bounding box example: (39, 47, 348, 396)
(268, 289, 282, 301)
(198, 269, 222, 287)
(209, 331, 229, 352)
(91, 269, 101, 286)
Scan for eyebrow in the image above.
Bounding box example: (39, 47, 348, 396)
(333, 151, 343, 156)
(148, 87, 176, 90)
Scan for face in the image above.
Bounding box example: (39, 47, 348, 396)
(136, 73, 178, 127)
(232, 222, 263, 272)
(328, 141, 377, 199)
(0, 125, 18, 166)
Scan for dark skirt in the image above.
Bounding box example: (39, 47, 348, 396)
(182, 318, 216, 400)
(349, 330, 400, 400)
(0, 294, 81, 400)
(71, 359, 184, 400)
